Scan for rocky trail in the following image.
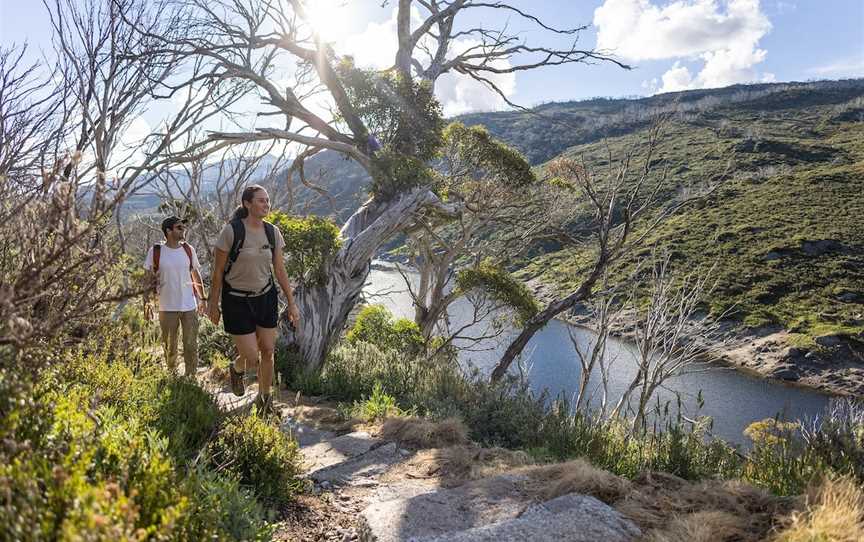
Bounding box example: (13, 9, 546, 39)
(209, 379, 642, 542)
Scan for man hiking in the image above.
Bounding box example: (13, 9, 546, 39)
(145, 216, 206, 377)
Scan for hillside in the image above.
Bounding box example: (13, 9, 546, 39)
(504, 81, 864, 394)
(513, 80, 864, 330)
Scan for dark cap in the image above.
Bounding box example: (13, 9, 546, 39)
(161, 215, 186, 234)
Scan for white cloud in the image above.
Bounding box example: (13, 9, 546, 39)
(336, 7, 515, 116)
(660, 62, 695, 92)
(807, 57, 864, 78)
(594, 0, 773, 93)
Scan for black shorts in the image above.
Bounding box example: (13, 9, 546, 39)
(221, 285, 278, 335)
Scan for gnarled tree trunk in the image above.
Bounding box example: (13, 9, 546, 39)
(280, 186, 448, 373)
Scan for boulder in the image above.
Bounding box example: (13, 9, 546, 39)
(360, 474, 530, 542)
(815, 334, 845, 348)
(413, 493, 640, 542)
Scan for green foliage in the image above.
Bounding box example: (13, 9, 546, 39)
(457, 262, 540, 324)
(337, 61, 444, 198)
(150, 378, 222, 463)
(0, 314, 276, 540)
(267, 210, 342, 286)
(351, 381, 408, 422)
(181, 466, 273, 541)
(338, 62, 443, 161)
(442, 123, 536, 189)
(198, 317, 235, 365)
(369, 149, 437, 199)
(207, 414, 303, 508)
(346, 305, 425, 353)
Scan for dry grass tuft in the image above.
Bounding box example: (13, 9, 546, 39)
(644, 511, 748, 542)
(618, 471, 794, 542)
(380, 416, 469, 449)
(522, 459, 632, 504)
(772, 476, 864, 542)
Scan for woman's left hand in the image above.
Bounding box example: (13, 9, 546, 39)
(287, 303, 300, 328)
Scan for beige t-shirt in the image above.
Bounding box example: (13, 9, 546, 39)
(216, 221, 285, 292)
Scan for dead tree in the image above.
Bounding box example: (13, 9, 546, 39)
(141, 0, 625, 372)
(610, 254, 723, 433)
(0, 0, 240, 356)
(489, 123, 722, 381)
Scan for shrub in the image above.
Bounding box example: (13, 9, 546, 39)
(346, 305, 424, 353)
(179, 466, 272, 541)
(800, 398, 864, 482)
(150, 377, 222, 463)
(351, 382, 407, 422)
(56, 482, 142, 541)
(198, 318, 235, 366)
(266, 211, 342, 286)
(207, 414, 303, 508)
(1, 337, 275, 541)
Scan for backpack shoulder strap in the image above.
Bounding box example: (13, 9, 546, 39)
(180, 242, 194, 271)
(224, 219, 245, 277)
(263, 221, 277, 259)
(152, 244, 161, 273)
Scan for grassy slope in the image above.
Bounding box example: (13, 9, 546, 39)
(510, 84, 864, 344)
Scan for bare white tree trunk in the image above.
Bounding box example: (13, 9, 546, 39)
(280, 187, 451, 372)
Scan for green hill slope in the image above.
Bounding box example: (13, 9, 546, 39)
(509, 82, 864, 356)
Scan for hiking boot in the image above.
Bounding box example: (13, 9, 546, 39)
(229, 365, 245, 397)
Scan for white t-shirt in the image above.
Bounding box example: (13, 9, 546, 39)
(144, 244, 202, 312)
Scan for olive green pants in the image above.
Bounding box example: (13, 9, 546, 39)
(158, 310, 199, 376)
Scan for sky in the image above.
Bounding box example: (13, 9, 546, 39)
(1, 0, 862, 159)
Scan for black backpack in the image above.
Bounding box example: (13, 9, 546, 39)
(223, 218, 277, 279)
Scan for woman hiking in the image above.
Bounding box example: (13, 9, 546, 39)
(207, 185, 300, 415)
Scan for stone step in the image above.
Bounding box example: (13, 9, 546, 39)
(412, 493, 640, 542)
(282, 419, 338, 448)
(302, 430, 381, 473)
(359, 474, 531, 542)
(311, 442, 405, 487)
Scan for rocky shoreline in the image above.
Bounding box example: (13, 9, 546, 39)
(523, 278, 864, 398)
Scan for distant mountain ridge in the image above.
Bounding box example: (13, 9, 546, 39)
(281, 79, 864, 222)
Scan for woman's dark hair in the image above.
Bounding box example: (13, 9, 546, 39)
(231, 185, 266, 221)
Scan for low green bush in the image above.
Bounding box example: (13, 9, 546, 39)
(1, 323, 280, 541)
(347, 305, 425, 353)
(198, 317, 235, 366)
(350, 381, 409, 422)
(150, 377, 222, 463)
(180, 466, 273, 541)
(207, 414, 303, 508)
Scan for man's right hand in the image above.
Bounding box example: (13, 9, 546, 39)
(207, 300, 221, 325)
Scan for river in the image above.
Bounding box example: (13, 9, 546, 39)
(364, 262, 832, 447)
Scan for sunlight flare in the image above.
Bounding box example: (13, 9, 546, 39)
(304, 0, 349, 43)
